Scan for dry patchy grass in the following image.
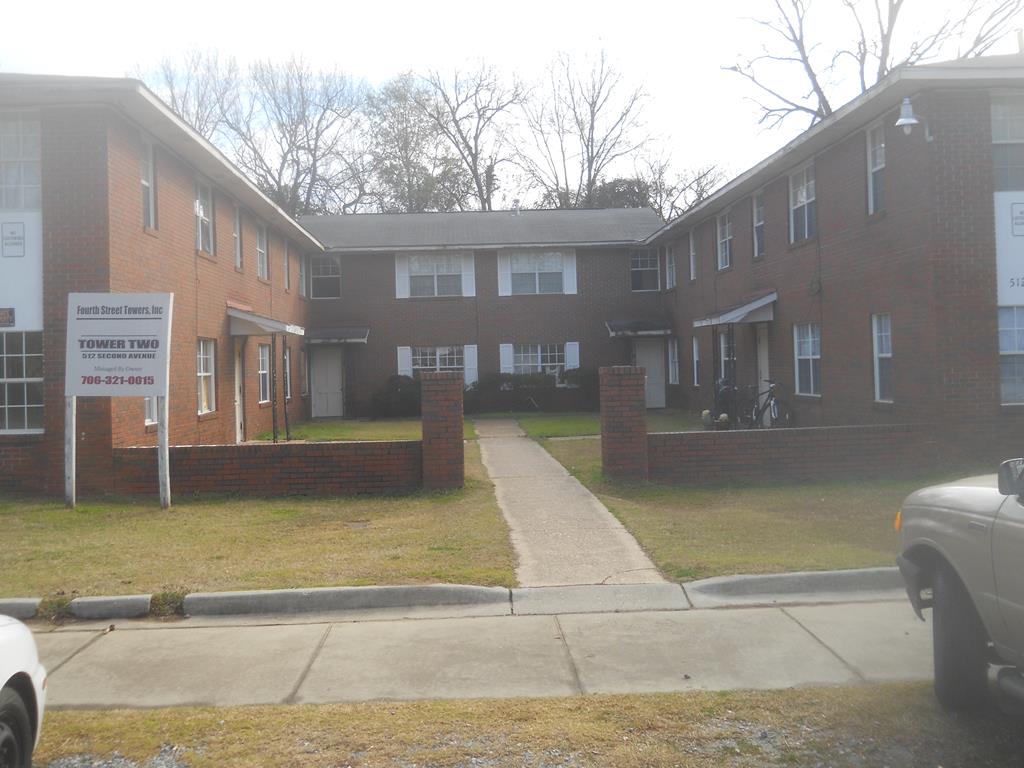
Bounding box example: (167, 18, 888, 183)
(35, 683, 1024, 767)
(0, 444, 514, 598)
(543, 438, 976, 581)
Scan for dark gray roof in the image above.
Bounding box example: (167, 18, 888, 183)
(301, 208, 663, 252)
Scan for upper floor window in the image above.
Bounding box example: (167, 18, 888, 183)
(717, 212, 732, 270)
(872, 313, 893, 402)
(511, 251, 564, 294)
(665, 245, 676, 289)
(299, 254, 308, 297)
(411, 253, 462, 297)
(283, 242, 291, 290)
(991, 96, 1024, 191)
(867, 125, 886, 215)
(141, 141, 156, 229)
(196, 339, 216, 414)
(0, 331, 43, 433)
(794, 322, 821, 396)
(752, 193, 765, 258)
(232, 205, 242, 269)
(195, 182, 214, 254)
(0, 115, 41, 211)
(630, 249, 660, 291)
(412, 345, 464, 375)
(790, 164, 816, 242)
(256, 225, 268, 279)
(688, 231, 696, 281)
(311, 254, 342, 298)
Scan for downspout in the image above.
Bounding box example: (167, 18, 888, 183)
(271, 333, 279, 444)
(283, 336, 292, 441)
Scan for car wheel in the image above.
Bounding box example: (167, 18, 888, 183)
(932, 565, 989, 710)
(0, 687, 32, 768)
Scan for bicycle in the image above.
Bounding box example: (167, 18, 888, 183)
(736, 380, 793, 429)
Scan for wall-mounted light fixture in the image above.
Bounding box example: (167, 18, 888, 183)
(894, 98, 920, 135)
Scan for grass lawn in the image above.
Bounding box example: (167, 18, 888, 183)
(34, 683, 1024, 767)
(501, 409, 702, 439)
(0, 443, 514, 600)
(543, 438, 981, 581)
(255, 416, 477, 442)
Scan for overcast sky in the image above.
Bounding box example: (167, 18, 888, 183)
(3, 0, 1019, 201)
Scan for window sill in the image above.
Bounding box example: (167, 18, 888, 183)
(310, 295, 341, 300)
(867, 209, 887, 224)
(257, 277, 271, 286)
(873, 399, 894, 407)
(234, 266, 244, 274)
(1001, 402, 1024, 409)
(405, 295, 468, 301)
(787, 237, 818, 253)
(631, 289, 661, 293)
(258, 400, 272, 409)
(143, 227, 159, 239)
(0, 429, 45, 439)
(716, 264, 733, 274)
(793, 392, 822, 400)
(197, 411, 218, 422)
(197, 249, 217, 263)
(144, 422, 157, 434)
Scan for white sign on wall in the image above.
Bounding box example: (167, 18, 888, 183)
(0, 211, 42, 330)
(65, 292, 173, 397)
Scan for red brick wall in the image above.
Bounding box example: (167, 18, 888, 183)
(661, 91, 985, 431)
(309, 246, 659, 414)
(420, 370, 465, 490)
(646, 424, 943, 484)
(104, 112, 311, 448)
(112, 440, 422, 496)
(599, 366, 648, 480)
(0, 107, 115, 495)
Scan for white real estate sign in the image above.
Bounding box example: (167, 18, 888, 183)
(995, 191, 1024, 305)
(64, 292, 174, 508)
(65, 293, 173, 396)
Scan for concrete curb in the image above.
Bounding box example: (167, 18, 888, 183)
(183, 584, 511, 616)
(0, 598, 41, 620)
(69, 594, 152, 620)
(684, 567, 904, 608)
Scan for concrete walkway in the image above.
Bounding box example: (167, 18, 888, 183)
(33, 597, 930, 708)
(474, 419, 663, 586)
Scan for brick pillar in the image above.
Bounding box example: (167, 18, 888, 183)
(600, 366, 649, 481)
(420, 371, 465, 490)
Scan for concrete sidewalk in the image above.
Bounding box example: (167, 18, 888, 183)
(33, 597, 930, 708)
(475, 419, 662, 586)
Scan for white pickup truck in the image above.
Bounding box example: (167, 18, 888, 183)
(897, 459, 1024, 710)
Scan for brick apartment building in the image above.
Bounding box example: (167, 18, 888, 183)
(298, 208, 663, 416)
(641, 53, 1024, 435)
(3, 54, 1024, 493)
(0, 75, 320, 493)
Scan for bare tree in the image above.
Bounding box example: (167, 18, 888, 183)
(638, 157, 724, 221)
(218, 58, 369, 216)
(728, 0, 1024, 128)
(144, 50, 236, 140)
(415, 66, 522, 211)
(366, 74, 474, 212)
(517, 52, 648, 208)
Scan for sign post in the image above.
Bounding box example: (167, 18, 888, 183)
(65, 292, 174, 508)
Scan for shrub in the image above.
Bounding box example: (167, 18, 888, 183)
(370, 375, 421, 417)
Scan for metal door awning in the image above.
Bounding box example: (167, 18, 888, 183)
(605, 319, 673, 338)
(227, 307, 305, 337)
(692, 291, 777, 328)
(307, 326, 371, 344)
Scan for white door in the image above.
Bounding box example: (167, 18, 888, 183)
(635, 339, 666, 408)
(234, 343, 245, 443)
(312, 346, 344, 418)
(756, 323, 771, 425)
